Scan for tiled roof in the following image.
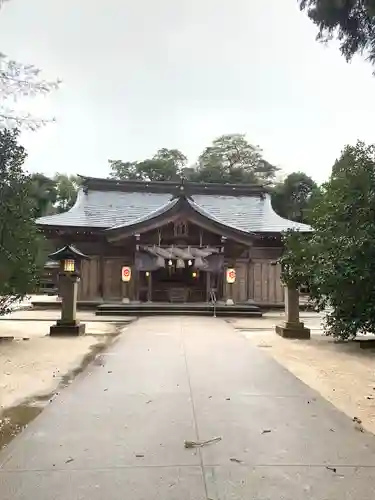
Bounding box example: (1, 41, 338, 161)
(36, 182, 311, 233)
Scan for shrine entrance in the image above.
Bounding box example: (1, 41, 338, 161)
(140, 264, 207, 303)
(136, 246, 223, 304)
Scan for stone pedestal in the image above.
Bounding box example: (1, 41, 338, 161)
(50, 320, 85, 336)
(275, 321, 311, 339)
(275, 286, 310, 339)
(50, 274, 85, 336)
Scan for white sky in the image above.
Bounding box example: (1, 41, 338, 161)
(1, 0, 374, 183)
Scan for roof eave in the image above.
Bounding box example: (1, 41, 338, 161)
(106, 196, 255, 245)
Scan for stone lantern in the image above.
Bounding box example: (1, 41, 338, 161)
(275, 285, 311, 339)
(48, 244, 89, 336)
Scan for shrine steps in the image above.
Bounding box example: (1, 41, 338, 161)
(95, 302, 262, 317)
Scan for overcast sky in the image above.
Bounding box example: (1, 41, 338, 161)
(1, 0, 374, 183)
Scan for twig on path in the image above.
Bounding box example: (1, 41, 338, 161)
(326, 466, 337, 473)
(184, 437, 222, 448)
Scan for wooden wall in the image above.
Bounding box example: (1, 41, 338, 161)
(77, 257, 100, 300)
(249, 260, 284, 304)
(78, 255, 134, 301)
(78, 258, 284, 304)
(224, 260, 284, 305)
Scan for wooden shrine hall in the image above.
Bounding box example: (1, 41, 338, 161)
(36, 176, 311, 313)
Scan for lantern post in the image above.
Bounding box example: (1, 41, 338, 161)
(225, 267, 236, 305)
(273, 258, 311, 340)
(275, 285, 311, 339)
(48, 245, 89, 336)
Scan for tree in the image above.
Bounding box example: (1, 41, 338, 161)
(108, 161, 139, 180)
(271, 172, 319, 223)
(54, 173, 79, 212)
(29, 173, 79, 217)
(189, 134, 279, 184)
(0, 1, 59, 129)
(0, 129, 43, 314)
(30, 173, 57, 217)
(299, 0, 375, 66)
(281, 141, 375, 339)
(109, 148, 187, 181)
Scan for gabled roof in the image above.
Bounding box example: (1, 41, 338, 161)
(48, 244, 90, 261)
(36, 176, 311, 234)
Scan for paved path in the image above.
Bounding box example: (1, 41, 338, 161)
(1, 317, 375, 499)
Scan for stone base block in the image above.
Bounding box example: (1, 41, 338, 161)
(357, 339, 375, 349)
(0, 336, 14, 342)
(275, 322, 311, 339)
(50, 321, 85, 336)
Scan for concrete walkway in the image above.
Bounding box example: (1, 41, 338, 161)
(1, 317, 375, 499)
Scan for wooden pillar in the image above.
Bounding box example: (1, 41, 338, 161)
(206, 271, 211, 302)
(147, 272, 152, 302)
(224, 265, 235, 306)
(99, 254, 104, 300)
(122, 280, 130, 303)
(134, 269, 140, 302)
(134, 234, 140, 303)
(275, 286, 310, 339)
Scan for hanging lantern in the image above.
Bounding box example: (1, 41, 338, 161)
(176, 258, 185, 269)
(188, 260, 193, 266)
(168, 259, 173, 266)
(63, 259, 75, 273)
(192, 271, 198, 278)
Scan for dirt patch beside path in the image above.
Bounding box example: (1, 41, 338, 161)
(0, 321, 126, 411)
(0, 320, 130, 450)
(1, 335, 102, 411)
(240, 329, 375, 435)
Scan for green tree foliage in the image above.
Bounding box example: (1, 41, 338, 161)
(271, 172, 319, 223)
(30, 173, 57, 217)
(109, 136, 277, 184)
(29, 173, 79, 217)
(190, 134, 279, 184)
(0, 0, 59, 129)
(54, 173, 80, 212)
(109, 149, 187, 181)
(299, 0, 375, 66)
(281, 141, 375, 339)
(0, 129, 43, 314)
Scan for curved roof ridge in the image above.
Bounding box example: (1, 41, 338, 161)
(187, 197, 252, 234)
(35, 187, 88, 225)
(107, 197, 179, 230)
(262, 194, 312, 232)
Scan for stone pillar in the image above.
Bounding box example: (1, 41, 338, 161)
(275, 286, 310, 339)
(50, 274, 85, 336)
